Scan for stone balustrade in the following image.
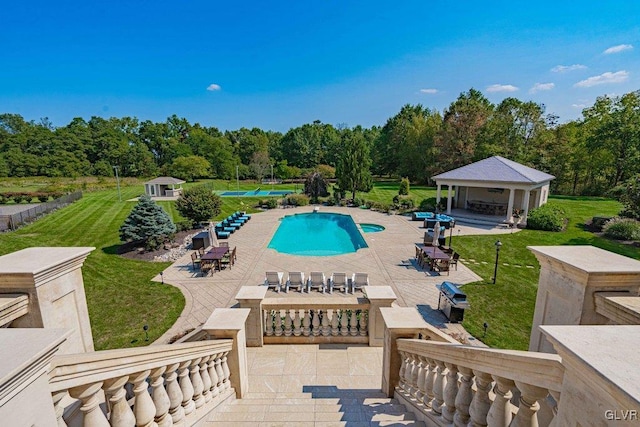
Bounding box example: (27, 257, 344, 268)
(394, 338, 564, 427)
(0, 293, 29, 327)
(49, 339, 235, 426)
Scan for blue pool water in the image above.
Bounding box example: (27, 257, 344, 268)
(360, 223, 385, 233)
(220, 190, 293, 197)
(268, 212, 368, 256)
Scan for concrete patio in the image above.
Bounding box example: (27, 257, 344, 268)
(156, 206, 519, 345)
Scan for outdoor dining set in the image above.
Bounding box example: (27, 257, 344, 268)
(264, 271, 369, 293)
(191, 243, 237, 275)
(214, 211, 251, 239)
(414, 243, 459, 275)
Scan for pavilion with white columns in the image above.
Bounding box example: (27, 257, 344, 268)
(432, 156, 555, 225)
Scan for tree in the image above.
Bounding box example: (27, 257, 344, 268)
(249, 151, 271, 182)
(119, 195, 176, 250)
(620, 175, 640, 220)
(169, 155, 210, 181)
(175, 186, 223, 225)
(304, 172, 329, 203)
(336, 131, 373, 201)
(399, 177, 410, 195)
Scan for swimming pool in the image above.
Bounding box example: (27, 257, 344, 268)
(268, 212, 368, 256)
(360, 223, 385, 233)
(219, 190, 293, 197)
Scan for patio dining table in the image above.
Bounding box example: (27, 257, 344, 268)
(201, 246, 230, 273)
(416, 244, 451, 271)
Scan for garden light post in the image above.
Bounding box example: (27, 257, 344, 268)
(113, 166, 122, 202)
(271, 164, 274, 190)
(236, 165, 239, 197)
(492, 240, 502, 284)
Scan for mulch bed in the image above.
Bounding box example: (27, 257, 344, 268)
(118, 230, 195, 261)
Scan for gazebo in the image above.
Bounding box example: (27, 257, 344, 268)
(144, 177, 185, 198)
(432, 156, 555, 225)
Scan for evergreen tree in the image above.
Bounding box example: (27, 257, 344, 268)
(336, 131, 373, 201)
(399, 177, 410, 195)
(175, 186, 222, 225)
(304, 171, 329, 203)
(119, 195, 176, 250)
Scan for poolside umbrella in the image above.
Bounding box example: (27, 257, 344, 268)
(432, 221, 441, 248)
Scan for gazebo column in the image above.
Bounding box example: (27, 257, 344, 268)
(506, 189, 515, 223)
(436, 184, 442, 207)
(521, 190, 531, 225)
(446, 185, 453, 214)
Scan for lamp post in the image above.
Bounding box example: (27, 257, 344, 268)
(236, 165, 240, 197)
(113, 166, 122, 202)
(492, 240, 502, 284)
(271, 164, 274, 190)
(143, 324, 149, 341)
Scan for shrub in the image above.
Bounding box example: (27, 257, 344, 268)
(603, 217, 640, 240)
(393, 195, 415, 211)
(399, 177, 410, 195)
(418, 197, 437, 212)
(23, 194, 34, 203)
(526, 204, 566, 231)
(352, 197, 365, 207)
(175, 186, 222, 225)
(119, 195, 176, 250)
(12, 193, 24, 204)
(266, 199, 279, 209)
(285, 193, 310, 206)
(175, 220, 194, 232)
(37, 193, 50, 203)
(0, 194, 7, 204)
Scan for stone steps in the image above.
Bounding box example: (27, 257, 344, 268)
(203, 390, 425, 426)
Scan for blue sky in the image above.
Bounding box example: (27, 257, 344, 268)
(2, 1, 639, 131)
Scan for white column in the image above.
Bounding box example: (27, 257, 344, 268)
(446, 185, 453, 214)
(506, 189, 515, 223)
(436, 184, 442, 206)
(522, 190, 531, 225)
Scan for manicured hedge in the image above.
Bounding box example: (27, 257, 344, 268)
(526, 204, 566, 231)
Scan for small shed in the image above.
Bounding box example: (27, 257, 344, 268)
(432, 156, 555, 225)
(144, 177, 185, 198)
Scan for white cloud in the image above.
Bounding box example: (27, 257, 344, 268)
(206, 83, 221, 91)
(574, 71, 629, 88)
(486, 84, 518, 93)
(571, 103, 587, 109)
(529, 82, 555, 94)
(551, 64, 587, 73)
(420, 88, 438, 94)
(603, 44, 633, 54)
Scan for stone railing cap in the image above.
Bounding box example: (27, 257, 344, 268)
(528, 246, 640, 274)
(203, 308, 250, 331)
(0, 247, 95, 274)
(235, 286, 268, 300)
(380, 307, 428, 329)
(363, 286, 396, 300)
(541, 325, 640, 402)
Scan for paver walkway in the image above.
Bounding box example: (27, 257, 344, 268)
(155, 206, 518, 345)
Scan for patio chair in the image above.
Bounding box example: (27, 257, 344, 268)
(264, 271, 284, 292)
(285, 271, 305, 293)
(450, 252, 460, 270)
(435, 259, 450, 275)
(351, 273, 369, 293)
(219, 242, 229, 247)
(197, 247, 205, 257)
(200, 259, 213, 276)
(231, 246, 237, 262)
(219, 251, 232, 270)
(307, 271, 326, 293)
(328, 272, 348, 293)
(191, 252, 201, 270)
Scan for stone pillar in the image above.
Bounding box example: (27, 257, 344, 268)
(364, 286, 397, 347)
(506, 188, 515, 223)
(380, 307, 429, 397)
(446, 186, 453, 214)
(521, 189, 531, 226)
(542, 325, 640, 426)
(528, 246, 640, 353)
(0, 247, 95, 354)
(202, 308, 250, 398)
(235, 286, 268, 347)
(436, 184, 441, 206)
(0, 329, 70, 426)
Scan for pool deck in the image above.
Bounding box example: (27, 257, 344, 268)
(155, 206, 519, 345)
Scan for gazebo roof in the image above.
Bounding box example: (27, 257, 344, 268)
(432, 156, 555, 185)
(144, 176, 186, 185)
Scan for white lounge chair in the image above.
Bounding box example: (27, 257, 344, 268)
(285, 271, 305, 293)
(351, 273, 369, 293)
(307, 271, 326, 293)
(264, 271, 284, 292)
(329, 272, 348, 293)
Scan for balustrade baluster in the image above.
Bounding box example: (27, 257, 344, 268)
(397, 351, 407, 392)
(207, 355, 220, 398)
(321, 309, 331, 336)
(312, 310, 321, 336)
(189, 357, 205, 409)
(103, 376, 135, 427)
(415, 355, 428, 404)
(221, 352, 231, 390)
(265, 310, 274, 336)
(130, 369, 157, 427)
(511, 382, 549, 427)
(68, 382, 110, 427)
(486, 376, 514, 427)
(199, 356, 212, 403)
(359, 310, 367, 336)
(302, 310, 311, 336)
(284, 309, 293, 337)
(469, 371, 492, 427)
(408, 353, 420, 399)
(214, 354, 225, 392)
(454, 367, 474, 427)
(274, 309, 283, 337)
(52, 390, 69, 427)
(431, 361, 446, 416)
(340, 309, 349, 336)
(331, 310, 339, 336)
(293, 310, 302, 336)
(149, 367, 171, 427)
(423, 358, 436, 408)
(164, 363, 185, 424)
(398, 351, 411, 394)
(349, 310, 358, 336)
(178, 360, 195, 415)
(443, 363, 459, 423)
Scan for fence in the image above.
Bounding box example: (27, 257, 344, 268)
(0, 191, 83, 231)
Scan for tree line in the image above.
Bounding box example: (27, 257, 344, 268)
(1, 88, 639, 196)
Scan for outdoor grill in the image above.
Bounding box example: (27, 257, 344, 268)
(436, 281, 469, 323)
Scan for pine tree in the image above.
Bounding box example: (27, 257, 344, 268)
(336, 131, 373, 201)
(119, 194, 176, 250)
